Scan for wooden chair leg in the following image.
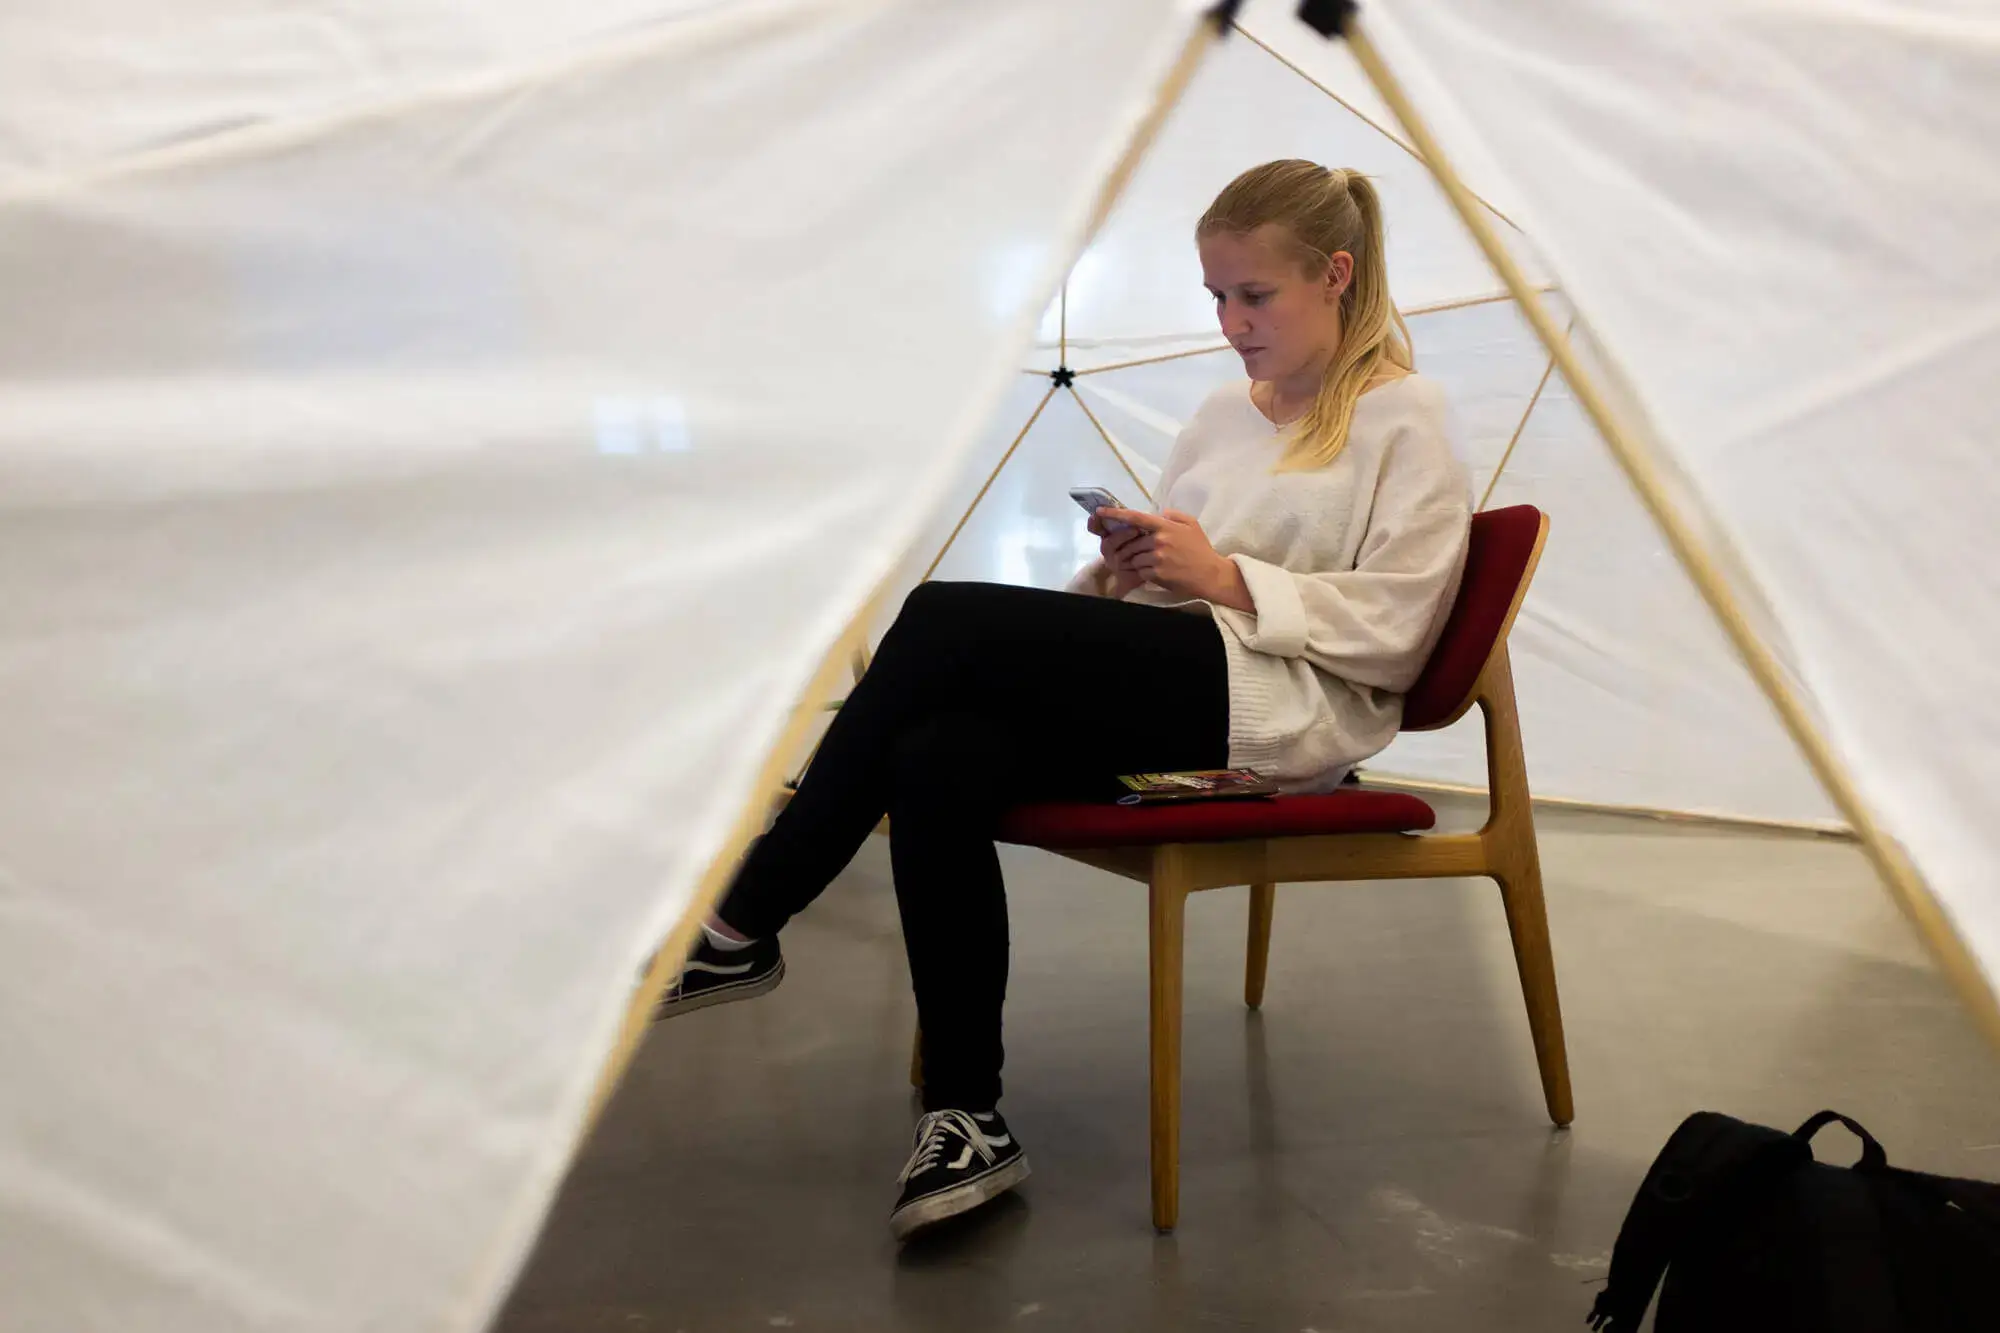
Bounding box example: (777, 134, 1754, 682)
(1244, 882, 1276, 1010)
(1479, 646, 1575, 1127)
(909, 1025, 923, 1090)
(1491, 839, 1574, 1126)
(1149, 849, 1192, 1232)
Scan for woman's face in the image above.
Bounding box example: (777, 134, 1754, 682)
(1198, 224, 1351, 384)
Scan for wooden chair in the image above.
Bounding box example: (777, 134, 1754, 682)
(919, 504, 1571, 1232)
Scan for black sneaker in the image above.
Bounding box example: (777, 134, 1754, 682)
(653, 933, 784, 1020)
(889, 1108, 1029, 1240)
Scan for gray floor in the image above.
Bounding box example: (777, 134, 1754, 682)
(497, 797, 2000, 1332)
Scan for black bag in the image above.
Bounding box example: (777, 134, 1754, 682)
(1589, 1110, 2000, 1332)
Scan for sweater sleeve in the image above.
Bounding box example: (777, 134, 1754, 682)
(1217, 417, 1471, 694)
(1064, 558, 1113, 598)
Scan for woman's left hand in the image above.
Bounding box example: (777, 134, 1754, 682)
(1098, 508, 1254, 612)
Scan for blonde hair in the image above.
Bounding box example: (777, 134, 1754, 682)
(1197, 160, 1412, 469)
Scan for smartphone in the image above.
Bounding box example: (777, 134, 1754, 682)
(1069, 486, 1130, 531)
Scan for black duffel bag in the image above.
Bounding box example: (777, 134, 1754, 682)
(1589, 1109, 2000, 1332)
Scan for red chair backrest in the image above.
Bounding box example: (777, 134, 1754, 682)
(1401, 505, 1547, 731)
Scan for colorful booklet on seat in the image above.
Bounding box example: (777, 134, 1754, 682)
(1115, 768, 1279, 805)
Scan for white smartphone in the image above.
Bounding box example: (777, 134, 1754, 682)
(1068, 486, 1130, 531)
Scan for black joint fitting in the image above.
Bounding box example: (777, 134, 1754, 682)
(1297, 0, 1358, 39)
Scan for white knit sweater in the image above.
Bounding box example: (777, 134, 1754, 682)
(1067, 375, 1470, 790)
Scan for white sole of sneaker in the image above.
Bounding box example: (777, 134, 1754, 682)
(652, 956, 785, 1021)
(889, 1154, 1031, 1242)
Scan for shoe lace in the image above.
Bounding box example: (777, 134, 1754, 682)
(897, 1109, 995, 1184)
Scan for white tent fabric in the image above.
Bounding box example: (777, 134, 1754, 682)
(0, 2, 1206, 1329)
(6, 3, 1995, 1328)
(904, 1, 1838, 827)
(1356, 0, 2000, 993)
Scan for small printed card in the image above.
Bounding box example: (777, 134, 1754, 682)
(1115, 768, 1280, 805)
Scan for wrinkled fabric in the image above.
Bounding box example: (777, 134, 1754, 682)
(0, 2, 1203, 1329)
(1361, 0, 2000, 991)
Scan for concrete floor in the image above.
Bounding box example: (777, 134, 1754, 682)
(497, 797, 2000, 1332)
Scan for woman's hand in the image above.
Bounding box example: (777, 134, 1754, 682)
(1088, 511, 1149, 598)
(1099, 508, 1254, 612)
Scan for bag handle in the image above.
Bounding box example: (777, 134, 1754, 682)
(1588, 1112, 1805, 1332)
(1793, 1110, 1888, 1170)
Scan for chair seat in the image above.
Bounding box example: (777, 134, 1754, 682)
(998, 789, 1438, 849)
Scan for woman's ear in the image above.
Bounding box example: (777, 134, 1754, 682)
(1326, 251, 1354, 301)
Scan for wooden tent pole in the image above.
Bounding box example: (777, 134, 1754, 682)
(1060, 281, 1068, 365)
(1229, 20, 1522, 232)
(1345, 17, 2000, 1049)
(1069, 290, 1541, 378)
(1075, 342, 1233, 378)
(920, 383, 1060, 583)
(1356, 770, 1853, 841)
(587, 609, 877, 1126)
(582, 11, 1234, 1129)
(1476, 328, 1568, 512)
(1067, 383, 1155, 504)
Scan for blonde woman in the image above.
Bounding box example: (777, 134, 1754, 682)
(659, 161, 1471, 1239)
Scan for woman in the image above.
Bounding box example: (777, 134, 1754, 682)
(657, 160, 1471, 1240)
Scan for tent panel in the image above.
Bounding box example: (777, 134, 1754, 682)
(1360, 1, 2000, 996)
(0, 2, 1204, 1328)
(0, 0, 749, 184)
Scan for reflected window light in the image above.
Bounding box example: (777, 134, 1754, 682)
(594, 395, 691, 454)
(653, 396, 691, 452)
(1070, 517, 1099, 569)
(999, 516, 1080, 591)
(997, 529, 1034, 588)
(985, 240, 1048, 324)
(594, 398, 644, 454)
(983, 240, 1107, 344)
(1036, 248, 1103, 343)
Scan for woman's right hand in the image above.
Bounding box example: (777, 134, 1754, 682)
(1089, 512, 1148, 597)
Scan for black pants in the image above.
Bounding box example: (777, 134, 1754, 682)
(719, 581, 1230, 1112)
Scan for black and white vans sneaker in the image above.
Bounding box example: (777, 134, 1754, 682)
(653, 933, 784, 1020)
(889, 1108, 1030, 1241)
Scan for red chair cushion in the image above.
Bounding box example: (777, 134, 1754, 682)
(1402, 505, 1543, 730)
(998, 789, 1437, 849)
